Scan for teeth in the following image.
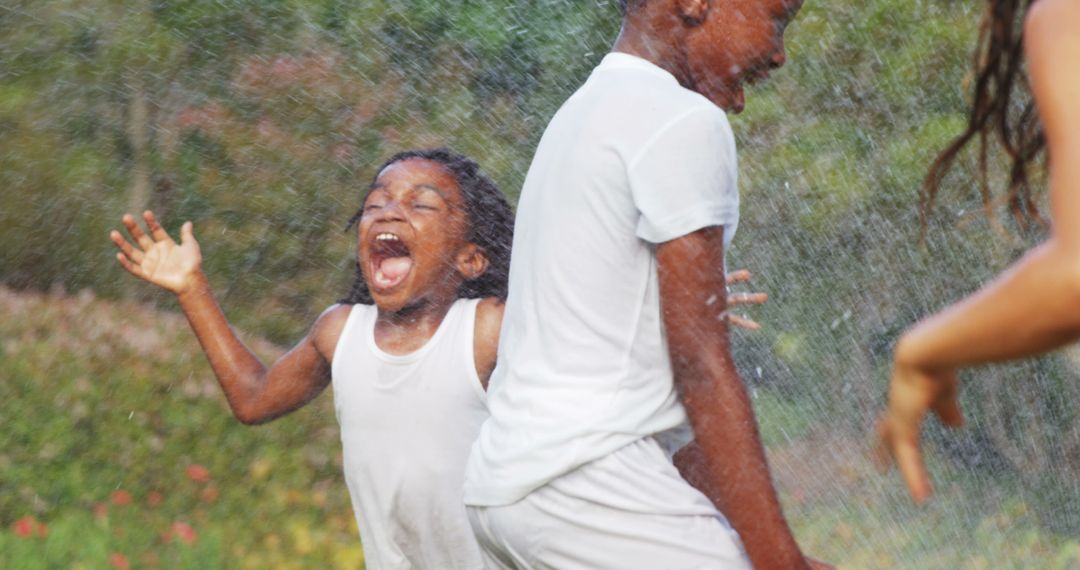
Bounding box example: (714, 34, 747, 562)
(375, 233, 399, 241)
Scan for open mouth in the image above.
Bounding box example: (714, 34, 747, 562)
(368, 232, 413, 291)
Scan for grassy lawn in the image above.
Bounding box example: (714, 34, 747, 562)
(1, 287, 362, 568)
(4, 286, 1079, 568)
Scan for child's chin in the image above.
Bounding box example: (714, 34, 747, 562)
(371, 291, 405, 310)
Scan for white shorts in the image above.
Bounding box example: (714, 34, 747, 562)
(466, 437, 751, 570)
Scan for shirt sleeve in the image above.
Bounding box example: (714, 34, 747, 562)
(627, 105, 738, 244)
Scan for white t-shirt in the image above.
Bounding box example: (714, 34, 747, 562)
(333, 299, 488, 569)
(464, 52, 739, 506)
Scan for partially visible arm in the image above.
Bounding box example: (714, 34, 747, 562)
(658, 226, 808, 570)
(175, 274, 339, 424)
(112, 211, 338, 424)
(880, 0, 1080, 503)
(473, 297, 505, 390)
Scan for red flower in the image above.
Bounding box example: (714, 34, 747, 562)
(12, 516, 35, 538)
(111, 490, 133, 506)
(109, 553, 131, 570)
(200, 485, 219, 504)
(93, 503, 109, 520)
(185, 464, 211, 483)
(146, 491, 163, 508)
(167, 521, 198, 545)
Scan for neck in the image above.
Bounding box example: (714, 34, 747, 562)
(611, 15, 691, 87)
(376, 294, 456, 331)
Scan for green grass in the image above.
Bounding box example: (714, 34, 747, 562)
(0, 287, 363, 569)
(5, 286, 1080, 568)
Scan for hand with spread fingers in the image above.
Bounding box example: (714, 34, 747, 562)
(876, 359, 964, 504)
(725, 269, 768, 331)
(110, 211, 202, 296)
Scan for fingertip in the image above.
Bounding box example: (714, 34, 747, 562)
(911, 483, 932, 505)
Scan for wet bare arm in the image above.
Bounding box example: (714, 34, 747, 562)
(658, 226, 809, 570)
(112, 211, 339, 424)
(473, 298, 505, 390)
(878, 0, 1080, 503)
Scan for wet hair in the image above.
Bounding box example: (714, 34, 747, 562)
(921, 0, 1047, 232)
(339, 148, 515, 305)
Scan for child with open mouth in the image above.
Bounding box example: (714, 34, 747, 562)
(111, 148, 514, 568)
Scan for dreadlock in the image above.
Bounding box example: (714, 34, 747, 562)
(921, 0, 1047, 232)
(339, 148, 515, 305)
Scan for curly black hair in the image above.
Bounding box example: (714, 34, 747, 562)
(339, 148, 515, 305)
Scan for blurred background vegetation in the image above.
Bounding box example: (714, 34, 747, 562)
(2, 0, 1079, 567)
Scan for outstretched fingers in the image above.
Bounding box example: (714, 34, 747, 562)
(110, 229, 143, 265)
(122, 213, 154, 251)
(893, 427, 933, 504)
(143, 210, 174, 244)
(725, 269, 753, 286)
(727, 291, 768, 307)
(932, 376, 965, 428)
(115, 250, 145, 280)
(727, 314, 761, 331)
(875, 413, 933, 504)
(180, 220, 195, 245)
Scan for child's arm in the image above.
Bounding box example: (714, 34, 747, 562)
(657, 226, 811, 570)
(877, 0, 1080, 504)
(112, 211, 339, 424)
(473, 298, 505, 391)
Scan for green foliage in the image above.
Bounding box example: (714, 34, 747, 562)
(3, 0, 1080, 565)
(0, 288, 362, 568)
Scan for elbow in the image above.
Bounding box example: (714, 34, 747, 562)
(232, 403, 271, 426)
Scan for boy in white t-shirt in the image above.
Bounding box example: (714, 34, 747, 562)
(465, 0, 825, 568)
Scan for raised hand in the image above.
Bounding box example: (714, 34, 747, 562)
(111, 211, 203, 295)
(875, 361, 964, 504)
(725, 269, 769, 330)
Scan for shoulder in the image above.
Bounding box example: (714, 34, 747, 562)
(474, 298, 505, 344)
(1024, 0, 1080, 144)
(1025, 0, 1080, 60)
(1025, 0, 1079, 34)
(472, 298, 504, 389)
(310, 303, 356, 362)
(626, 103, 735, 188)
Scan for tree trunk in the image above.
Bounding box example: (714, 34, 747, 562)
(127, 74, 152, 216)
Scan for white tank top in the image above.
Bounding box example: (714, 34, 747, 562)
(331, 298, 488, 569)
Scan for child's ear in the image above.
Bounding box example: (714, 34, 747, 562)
(677, 0, 709, 25)
(455, 244, 490, 281)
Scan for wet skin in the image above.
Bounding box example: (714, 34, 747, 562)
(357, 158, 489, 353)
(109, 159, 501, 424)
(614, 0, 803, 113)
